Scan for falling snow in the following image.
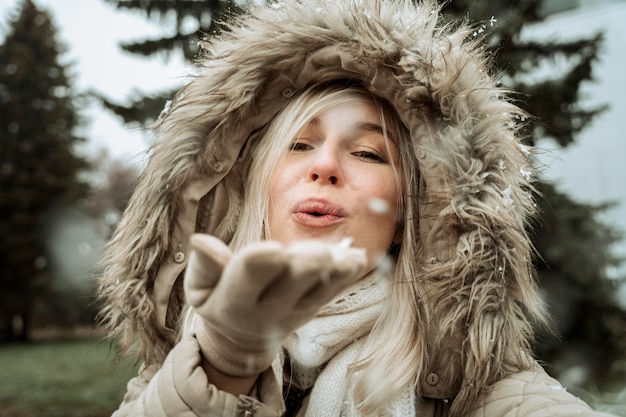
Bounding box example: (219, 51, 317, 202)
(157, 99, 172, 121)
(520, 168, 533, 181)
(502, 186, 514, 206)
(368, 197, 390, 214)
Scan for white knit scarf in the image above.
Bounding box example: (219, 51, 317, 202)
(281, 272, 417, 416)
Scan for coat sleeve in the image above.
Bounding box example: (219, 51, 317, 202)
(471, 368, 619, 417)
(112, 335, 285, 417)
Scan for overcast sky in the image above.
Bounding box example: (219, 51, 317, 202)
(525, 1, 626, 278)
(1, 0, 625, 278)
(0, 0, 189, 162)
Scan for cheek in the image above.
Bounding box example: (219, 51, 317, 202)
(267, 163, 295, 230)
(375, 176, 402, 239)
(268, 174, 290, 208)
(368, 174, 400, 216)
(268, 178, 283, 219)
(268, 161, 288, 200)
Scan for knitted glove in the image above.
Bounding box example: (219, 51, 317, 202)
(184, 234, 367, 377)
(416, 131, 460, 264)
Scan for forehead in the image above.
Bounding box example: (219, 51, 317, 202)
(307, 98, 381, 127)
(306, 96, 400, 139)
(302, 98, 401, 160)
(280, 87, 406, 149)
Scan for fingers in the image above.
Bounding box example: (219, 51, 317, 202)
(191, 234, 233, 269)
(253, 242, 333, 305)
(192, 239, 370, 376)
(256, 241, 367, 309)
(197, 239, 368, 325)
(218, 241, 290, 302)
(184, 234, 233, 308)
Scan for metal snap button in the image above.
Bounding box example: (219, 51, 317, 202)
(174, 251, 186, 263)
(281, 87, 295, 98)
(213, 161, 225, 172)
(426, 372, 439, 386)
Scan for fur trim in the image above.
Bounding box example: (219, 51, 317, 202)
(97, 0, 546, 415)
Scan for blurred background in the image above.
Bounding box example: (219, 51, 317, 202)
(0, 0, 625, 416)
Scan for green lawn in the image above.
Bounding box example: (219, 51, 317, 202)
(1, 338, 624, 417)
(0, 338, 138, 417)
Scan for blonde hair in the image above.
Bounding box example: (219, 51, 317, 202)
(348, 113, 424, 414)
(229, 82, 423, 413)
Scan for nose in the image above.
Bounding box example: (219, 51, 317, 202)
(306, 144, 343, 185)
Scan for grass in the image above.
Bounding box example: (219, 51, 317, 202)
(0, 338, 138, 417)
(1, 338, 624, 417)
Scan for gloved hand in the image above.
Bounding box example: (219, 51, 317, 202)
(416, 130, 460, 264)
(184, 234, 368, 377)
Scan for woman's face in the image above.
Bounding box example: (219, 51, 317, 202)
(267, 97, 401, 272)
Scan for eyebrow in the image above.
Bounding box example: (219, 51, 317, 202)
(355, 121, 392, 140)
(308, 118, 394, 141)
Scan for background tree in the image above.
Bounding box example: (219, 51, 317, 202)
(0, 0, 91, 342)
(97, 0, 246, 126)
(99, 0, 626, 391)
(84, 149, 141, 238)
(27, 150, 142, 338)
(440, 0, 626, 391)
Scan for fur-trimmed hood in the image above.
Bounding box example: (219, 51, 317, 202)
(98, 0, 544, 412)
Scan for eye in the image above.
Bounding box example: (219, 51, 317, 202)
(353, 150, 387, 163)
(289, 141, 313, 152)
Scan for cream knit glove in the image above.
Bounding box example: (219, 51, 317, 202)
(184, 234, 367, 377)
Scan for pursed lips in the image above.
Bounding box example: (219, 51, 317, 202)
(293, 199, 345, 226)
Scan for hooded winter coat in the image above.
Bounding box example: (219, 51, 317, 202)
(98, 0, 617, 416)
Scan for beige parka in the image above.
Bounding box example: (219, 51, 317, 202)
(98, 0, 618, 416)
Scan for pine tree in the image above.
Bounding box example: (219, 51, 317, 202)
(0, 0, 90, 342)
(440, 0, 606, 148)
(107, 0, 245, 60)
(439, 0, 625, 390)
(99, 0, 626, 390)
(98, 0, 247, 125)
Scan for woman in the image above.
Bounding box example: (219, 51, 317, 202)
(97, 1, 616, 416)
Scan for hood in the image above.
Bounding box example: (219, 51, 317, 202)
(98, 0, 544, 410)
